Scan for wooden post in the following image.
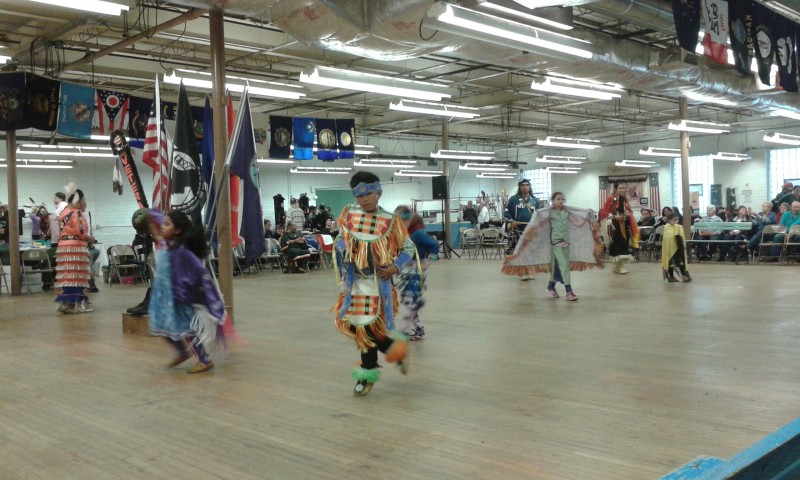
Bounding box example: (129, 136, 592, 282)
(6, 130, 21, 295)
(679, 96, 692, 237)
(210, 7, 234, 320)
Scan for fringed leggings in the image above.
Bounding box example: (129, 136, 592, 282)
(353, 326, 393, 370)
(165, 335, 210, 365)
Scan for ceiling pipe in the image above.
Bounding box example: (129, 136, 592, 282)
(62, 8, 208, 70)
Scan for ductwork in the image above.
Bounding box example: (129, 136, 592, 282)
(171, 0, 800, 113)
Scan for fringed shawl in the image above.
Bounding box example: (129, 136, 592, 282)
(502, 206, 603, 276)
(600, 195, 640, 249)
(661, 223, 687, 270)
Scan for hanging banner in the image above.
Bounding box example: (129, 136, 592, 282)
(269, 115, 292, 159)
(0, 72, 29, 131)
(293, 117, 315, 160)
(728, 0, 754, 75)
(128, 96, 152, 140)
(27, 75, 60, 132)
(95, 89, 130, 135)
(316, 118, 338, 161)
(752, 3, 776, 85)
(109, 129, 149, 209)
(774, 13, 798, 92)
(702, 0, 730, 64)
(57, 82, 94, 139)
(673, 0, 703, 52)
(171, 83, 206, 224)
(336, 119, 356, 159)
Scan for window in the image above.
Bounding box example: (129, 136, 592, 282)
(672, 155, 714, 213)
(768, 147, 800, 199)
(520, 168, 552, 204)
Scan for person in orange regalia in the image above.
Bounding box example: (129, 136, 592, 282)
(600, 182, 639, 274)
(333, 171, 417, 396)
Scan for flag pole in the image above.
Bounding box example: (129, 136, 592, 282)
(154, 74, 165, 213)
(210, 6, 234, 322)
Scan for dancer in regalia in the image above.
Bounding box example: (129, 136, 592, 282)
(661, 213, 692, 282)
(600, 182, 639, 274)
(502, 192, 603, 299)
(143, 210, 227, 373)
(54, 184, 93, 314)
(334, 172, 416, 396)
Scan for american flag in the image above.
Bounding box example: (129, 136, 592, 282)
(142, 97, 170, 212)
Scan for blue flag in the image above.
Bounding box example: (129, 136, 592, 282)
(336, 119, 356, 159)
(57, 82, 94, 138)
(293, 117, 315, 160)
(228, 92, 266, 264)
(316, 118, 338, 161)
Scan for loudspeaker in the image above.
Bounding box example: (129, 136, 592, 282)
(432, 175, 448, 199)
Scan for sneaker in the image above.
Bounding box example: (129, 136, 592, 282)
(566, 292, 579, 301)
(520, 275, 535, 281)
(187, 361, 214, 374)
(88, 286, 99, 293)
(353, 379, 373, 396)
(547, 288, 559, 299)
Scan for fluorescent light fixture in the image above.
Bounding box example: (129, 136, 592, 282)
(536, 136, 602, 149)
(156, 32, 263, 54)
(711, 152, 750, 161)
(354, 159, 418, 168)
(683, 91, 737, 107)
(25, 0, 129, 15)
(616, 160, 656, 168)
(668, 120, 730, 134)
(770, 108, 800, 121)
(531, 78, 620, 100)
(480, 2, 572, 30)
(290, 166, 352, 174)
(17, 145, 115, 158)
(763, 132, 800, 146)
(299, 66, 451, 101)
(0, 55, 10, 64)
(164, 69, 305, 100)
(430, 149, 495, 161)
(90, 135, 108, 141)
(477, 172, 515, 179)
(389, 99, 480, 118)
(428, 3, 592, 59)
(639, 147, 681, 157)
(394, 169, 442, 177)
(535, 155, 585, 164)
(460, 163, 509, 171)
(257, 158, 295, 164)
(545, 166, 580, 174)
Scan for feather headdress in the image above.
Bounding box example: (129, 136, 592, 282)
(64, 181, 82, 205)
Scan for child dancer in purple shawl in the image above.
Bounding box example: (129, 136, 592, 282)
(146, 210, 226, 373)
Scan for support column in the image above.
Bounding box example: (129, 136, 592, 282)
(679, 96, 692, 237)
(442, 119, 452, 250)
(6, 130, 21, 294)
(210, 7, 234, 320)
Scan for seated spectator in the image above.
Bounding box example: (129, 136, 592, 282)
(637, 208, 655, 227)
(272, 223, 285, 241)
(749, 201, 777, 256)
(280, 222, 311, 273)
(319, 218, 338, 236)
(693, 205, 722, 261)
(771, 201, 800, 257)
(719, 206, 735, 222)
(777, 202, 790, 224)
(312, 204, 329, 232)
(263, 219, 273, 239)
(653, 206, 673, 230)
(718, 205, 756, 262)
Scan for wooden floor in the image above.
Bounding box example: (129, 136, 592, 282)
(2, 258, 800, 480)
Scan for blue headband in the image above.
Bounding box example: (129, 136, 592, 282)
(398, 212, 412, 221)
(352, 181, 382, 197)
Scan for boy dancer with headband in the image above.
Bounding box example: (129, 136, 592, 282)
(333, 171, 416, 396)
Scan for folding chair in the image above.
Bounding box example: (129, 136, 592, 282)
(21, 249, 55, 293)
(636, 226, 654, 262)
(107, 245, 147, 286)
(757, 224, 786, 263)
(479, 228, 505, 260)
(260, 238, 283, 273)
(267, 238, 290, 273)
(318, 234, 334, 268)
(780, 225, 800, 264)
(461, 228, 480, 259)
(0, 256, 9, 294)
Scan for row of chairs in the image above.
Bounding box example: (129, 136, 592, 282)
(460, 227, 507, 260)
(226, 234, 334, 275)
